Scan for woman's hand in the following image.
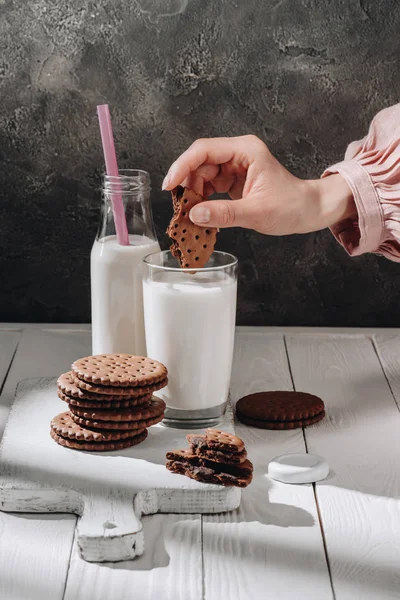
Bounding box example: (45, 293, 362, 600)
(162, 135, 355, 235)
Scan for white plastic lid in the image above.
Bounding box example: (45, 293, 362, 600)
(268, 453, 329, 484)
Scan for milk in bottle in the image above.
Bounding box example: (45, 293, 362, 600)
(91, 170, 159, 355)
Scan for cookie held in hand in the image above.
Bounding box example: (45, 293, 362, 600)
(166, 186, 217, 268)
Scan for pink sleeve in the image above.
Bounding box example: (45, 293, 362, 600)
(322, 103, 400, 261)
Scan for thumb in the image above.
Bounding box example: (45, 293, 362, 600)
(189, 198, 249, 229)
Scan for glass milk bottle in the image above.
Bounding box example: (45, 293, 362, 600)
(91, 169, 160, 355)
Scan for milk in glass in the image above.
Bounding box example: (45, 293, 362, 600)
(143, 251, 238, 427)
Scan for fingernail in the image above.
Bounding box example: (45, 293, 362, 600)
(162, 174, 170, 190)
(190, 206, 210, 224)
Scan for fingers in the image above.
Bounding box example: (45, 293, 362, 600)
(182, 163, 220, 196)
(228, 177, 246, 200)
(203, 181, 216, 198)
(163, 138, 235, 190)
(162, 135, 261, 190)
(189, 198, 254, 229)
(183, 166, 239, 199)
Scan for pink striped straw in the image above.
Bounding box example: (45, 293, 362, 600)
(97, 104, 130, 246)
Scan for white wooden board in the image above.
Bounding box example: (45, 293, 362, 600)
(0, 331, 20, 387)
(0, 378, 240, 563)
(202, 332, 333, 600)
(287, 334, 400, 600)
(0, 328, 91, 435)
(64, 514, 203, 600)
(0, 330, 21, 435)
(0, 328, 91, 600)
(4, 326, 400, 600)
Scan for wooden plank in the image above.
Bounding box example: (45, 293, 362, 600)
(3, 323, 400, 338)
(0, 378, 239, 562)
(64, 514, 202, 600)
(27, 324, 207, 599)
(0, 328, 91, 438)
(0, 327, 203, 599)
(286, 334, 400, 600)
(237, 327, 400, 336)
(1, 328, 91, 405)
(0, 331, 20, 391)
(0, 328, 91, 600)
(202, 332, 333, 600)
(0, 512, 76, 600)
(0, 323, 91, 332)
(373, 333, 400, 412)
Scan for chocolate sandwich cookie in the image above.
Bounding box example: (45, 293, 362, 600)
(72, 354, 168, 388)
(166, 186, 217, 269)
(188, 435, 248, 464)
(57, 389, 153, 409)
(68, 397, 166, 422)
(166, 460, 252, 488)
(51, 428, 148, 452)
(51, 411, 144, 442)
(236, 391, 325, 430)
(50, 412, 148, 451)
(166, 449, 254, 477)
(72, 375, 168, 397)
(58, 370, 166, 399)
(237, 411, 326, 430)
(187, 429, 245, 454)
(166, 428, 252, 487)
(71, 412, 164, 431)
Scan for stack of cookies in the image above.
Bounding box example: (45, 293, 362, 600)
(51, 354, 167, 452)
(166, 428, 253, 488)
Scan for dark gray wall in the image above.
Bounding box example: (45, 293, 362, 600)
(1, 0, 400, 326)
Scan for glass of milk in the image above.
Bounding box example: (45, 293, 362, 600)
(91, 170, 160, 355)
(143, 250, 238, 428)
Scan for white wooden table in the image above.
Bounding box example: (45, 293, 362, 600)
(1, 324, 400, 600)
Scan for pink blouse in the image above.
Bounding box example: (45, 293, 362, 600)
(322, 103, 400, 261)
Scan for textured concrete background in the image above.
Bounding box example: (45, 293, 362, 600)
(1, 0, 400, 325)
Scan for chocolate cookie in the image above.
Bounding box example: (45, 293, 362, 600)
(72, 354, 168, 388)
(51, 428, 148, 452)
(189, 442, 248, 465)
(57, 371, 155, 402)
(68, 397, 166, 422)
(166, 449, 254, 477)
(166, 448, 198, 463)
(50, 411, 144, 442)
(58, 389, 153, 409)
(236, 391, 324, 422)
(236, 410, 326, 430)
(72, 375, 168, 397)
(166, 460, 252, 488)
(187, 429, 245, 454)
(71, 412, 164, 431)
(166, 186, 217, 269)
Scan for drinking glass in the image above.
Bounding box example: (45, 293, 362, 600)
(143, 250, 238, 428)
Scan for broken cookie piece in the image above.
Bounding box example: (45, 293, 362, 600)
(166, 186, 217, 269)
(165, 429, 253, 488)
